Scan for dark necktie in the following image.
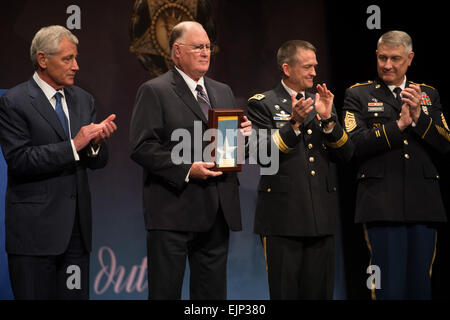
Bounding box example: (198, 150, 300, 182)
(290, 93, 305, 125)
(196, 84, 211, 120)
(54, 92, 69, 136)
(393, 87, 403, 107)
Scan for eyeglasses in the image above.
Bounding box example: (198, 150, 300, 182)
(177, 43, 214, 53)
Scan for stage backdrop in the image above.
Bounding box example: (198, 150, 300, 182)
(1, 0, 449, 300)
(0, 89, 14, 300)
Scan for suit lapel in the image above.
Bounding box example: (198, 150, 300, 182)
(371, 79, 401, 112)
(405, 81, 411, 90)
(64, 87, 81, 139)
(274, 83, 292, 114)
(203, 78, 217, 109)
(28, 79, 68, 140)
(170, 69, 208, 125)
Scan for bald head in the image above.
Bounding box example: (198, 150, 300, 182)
(169, 21, 211, 81)
(169, 21, 205, 58)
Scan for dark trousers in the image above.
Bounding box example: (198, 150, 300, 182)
(264, 235, 334, 300)
(147, 210, 230, 300)
(365, 223, 437, 300)
(8, 211, 89, 300)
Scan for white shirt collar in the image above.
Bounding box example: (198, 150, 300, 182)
(174, 66, 206, 98)
(33, 72, 65, 101)
(281, 79, 305, 99)
(388, 76, 407, 95)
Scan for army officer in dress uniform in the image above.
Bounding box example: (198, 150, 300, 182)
(343, 30, 450, 300)
(247, 40, 353, 299)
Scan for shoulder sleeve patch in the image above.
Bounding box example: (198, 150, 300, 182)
(344, 111, 357, 132)
(248, 94, 265, 101)
(349, 81, 373, 89)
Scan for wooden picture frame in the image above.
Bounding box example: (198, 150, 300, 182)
(208, 108, 244, 172)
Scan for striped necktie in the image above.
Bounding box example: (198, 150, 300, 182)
(195, 84, 211, 120)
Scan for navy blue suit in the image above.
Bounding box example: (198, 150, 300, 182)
(0, 78, 108, 299)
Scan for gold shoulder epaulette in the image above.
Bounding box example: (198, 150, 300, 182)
(349, 81, 373, 89)
(248, 93, 265, 101)
(410, 81, 436, 90)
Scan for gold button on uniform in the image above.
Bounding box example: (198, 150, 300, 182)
(404, 154, 410, 159)
(311, 170, 316, 176)
(307, 129, 312, 135)
(309, 157, 315, 163)
(361, 173, 366, 178)
(267, 188, 271, 193)
(404, 139, 409, 145)
(308, 143, 313, 149)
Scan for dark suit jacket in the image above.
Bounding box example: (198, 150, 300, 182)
(248, 83, 353, 237)
(343, 78, 449, 223)
(0, 78, 108, 255)
(129, 68, 242, 232)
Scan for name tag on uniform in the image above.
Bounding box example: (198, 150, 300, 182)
(368, 103, 384, 112)
(273, 116, 290, 121)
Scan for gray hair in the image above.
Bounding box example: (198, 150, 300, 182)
(30, 25, 79, 69)
(169, 21, 204, 58)
(277, 40, 316, 73)
(377, 30, 413, 53)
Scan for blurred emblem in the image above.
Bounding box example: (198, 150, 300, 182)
(129, 0, 215, 77)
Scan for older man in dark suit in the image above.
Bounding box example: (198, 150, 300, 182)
(129, 21, 252, 300)
(0, 25, 116, 299)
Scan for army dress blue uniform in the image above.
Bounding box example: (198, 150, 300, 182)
(248, 83, 353, 299)
(343, 78, 450, 299)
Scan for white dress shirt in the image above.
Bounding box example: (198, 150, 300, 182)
(175, 66, 209, 101)
(281, 79, 305, 101)
(387, 76, 407, 95)
(33, 72, 80, 161)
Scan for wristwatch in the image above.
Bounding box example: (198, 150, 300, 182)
(320, 114, 336, 126)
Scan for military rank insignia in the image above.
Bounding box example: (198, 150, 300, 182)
(344, 111, 357, 132)
(248, 94, 265, 101)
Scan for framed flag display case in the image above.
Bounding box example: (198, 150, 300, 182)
(208, 109, 244, 172)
